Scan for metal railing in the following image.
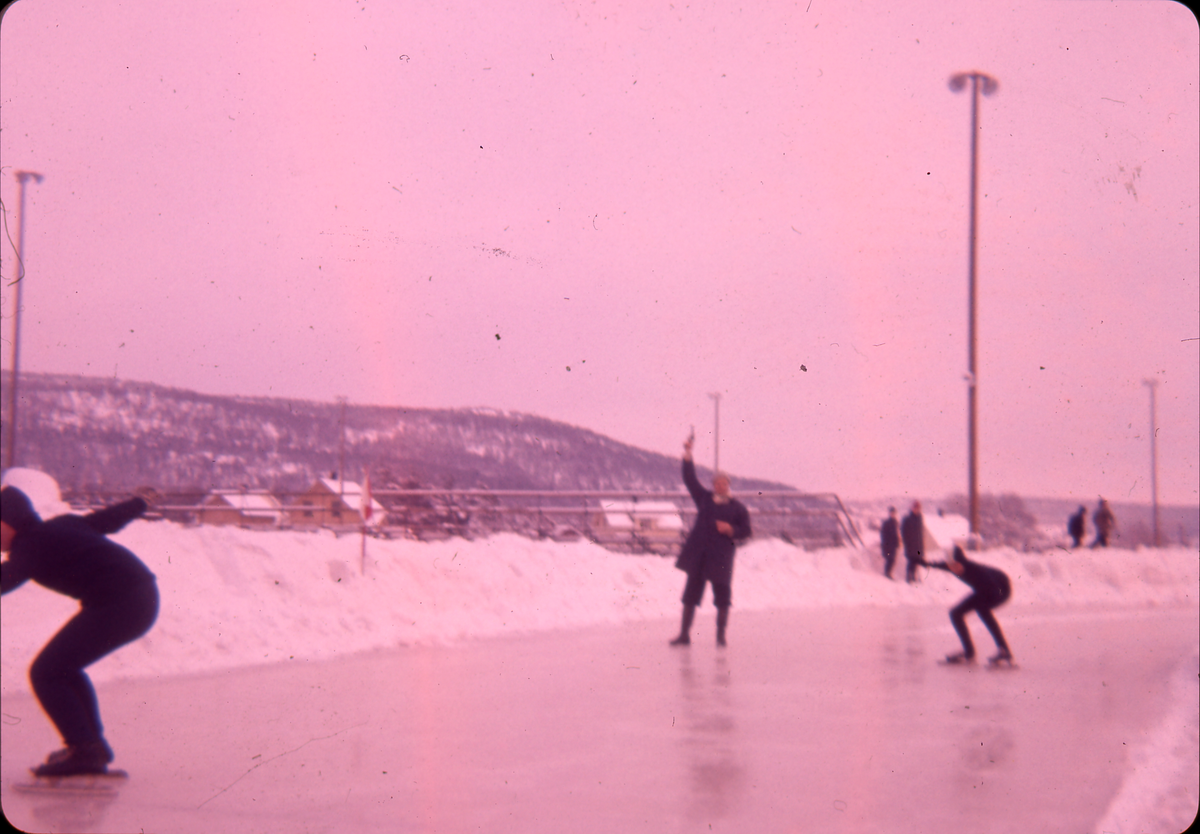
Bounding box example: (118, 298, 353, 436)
(65, 488, 865, 553)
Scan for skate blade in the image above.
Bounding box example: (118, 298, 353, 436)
(15, 769, 128, 794)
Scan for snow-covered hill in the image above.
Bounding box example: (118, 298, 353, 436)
(4, 372, 791, 495)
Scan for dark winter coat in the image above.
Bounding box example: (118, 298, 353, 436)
(928, 555, 1011, 605)
(900, 511, 925, 562)
(880, 516, 900, 555)
(1, 489, 154, 606)
(674, 458, 751, 586)
(1068, 508, 1086, 541)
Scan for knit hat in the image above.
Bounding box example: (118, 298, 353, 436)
(0, 486, 42, 534)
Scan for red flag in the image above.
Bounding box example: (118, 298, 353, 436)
(361, 469, 373, 523)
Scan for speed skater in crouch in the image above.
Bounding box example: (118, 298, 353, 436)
(926, 545, 1014, 667)
(1, 485, 159, 777)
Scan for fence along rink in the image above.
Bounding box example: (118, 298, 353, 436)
(64, 488, 865, 555)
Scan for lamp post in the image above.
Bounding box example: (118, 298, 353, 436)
(949, 72, 997, 540)
(708, 392, 722, 474)
(336, 396, 348, 498)
(1143, 379, 1161, 547)
(4, 170, 44, 473)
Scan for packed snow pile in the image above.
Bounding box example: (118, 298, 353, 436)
(2, 474, 1194, 690)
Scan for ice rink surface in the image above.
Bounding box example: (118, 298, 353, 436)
(3, 603, 1196, 834)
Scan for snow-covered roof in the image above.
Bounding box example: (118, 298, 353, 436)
(309, 478, 386, 524)
(206, 490, 283, 514)
(313, 477, 383, 504)
(316, 477, 363, 496)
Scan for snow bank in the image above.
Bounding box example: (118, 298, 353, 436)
(2, 515, 1195, 690)
(1090, 648, 1200, 834)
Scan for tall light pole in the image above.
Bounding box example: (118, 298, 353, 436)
(336, 396, 348, 497)
(4, 170, 45, 473)
(708, 392, 722, 474)
(1143, 379, 1161, 547)
(949, 71, 997, 540)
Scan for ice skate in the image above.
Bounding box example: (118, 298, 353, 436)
(32, 741, 112, 777)
(987, 650, 1017, 669)
(44, 739, 113, 766)
(939, 651, 976, 665)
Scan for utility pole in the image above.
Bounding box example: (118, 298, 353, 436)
(1143, 379, 1161, 547)
(4, 170, 45, 472)
(708, 392, 722, 474)
(336, 396, 348, 499)
(949, 71, 997, 541)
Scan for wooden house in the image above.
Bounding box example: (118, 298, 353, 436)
(286, 477, 385, 528)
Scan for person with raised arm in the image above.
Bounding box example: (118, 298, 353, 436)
(669, 431, 751, 648)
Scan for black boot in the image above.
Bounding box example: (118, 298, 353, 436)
(34, 740, 111, 777)
(716, 606, 729, 647)
(670, 604, 696, 646)
(45, 738, 112, 766)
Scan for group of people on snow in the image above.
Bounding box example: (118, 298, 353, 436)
(1068, 499, 1117, 548)
(877, 502, 930, 583)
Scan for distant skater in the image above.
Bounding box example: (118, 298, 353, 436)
(927, 546, 1013, 666)
(880, 507, 900, 579)
(1091, 499, 1116, 548)
(1067, 506, 1086, 548)
(900, 501, 925, 583)
(1, 486, 159, 776)
(669, 432, 751, 647)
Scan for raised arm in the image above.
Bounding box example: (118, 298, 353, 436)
(682, 445, 707, 505)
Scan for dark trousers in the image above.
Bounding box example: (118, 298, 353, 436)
(882, 546, 897, 578)
(30, 581, 159, 748)
(681, 570, 731, 608)
(904, 558, 920, 583)
(949, 590, 1009, 657)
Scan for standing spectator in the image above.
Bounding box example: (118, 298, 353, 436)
(900, 501, 925, 583)
(880, 507, 900, 580)
(1067, 505, 1087, 548)
(1092, 499, 1116, 548)
(669, 432, 752, 647)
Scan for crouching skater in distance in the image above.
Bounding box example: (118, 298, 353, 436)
(1, 486, 159, 776)
(670, 432, 751, 647)
(927, 545, 1014, 666)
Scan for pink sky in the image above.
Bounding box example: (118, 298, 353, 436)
(1, 0, 1197, 505)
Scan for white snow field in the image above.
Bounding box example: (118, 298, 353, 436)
(2, 471, 1197, 833)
